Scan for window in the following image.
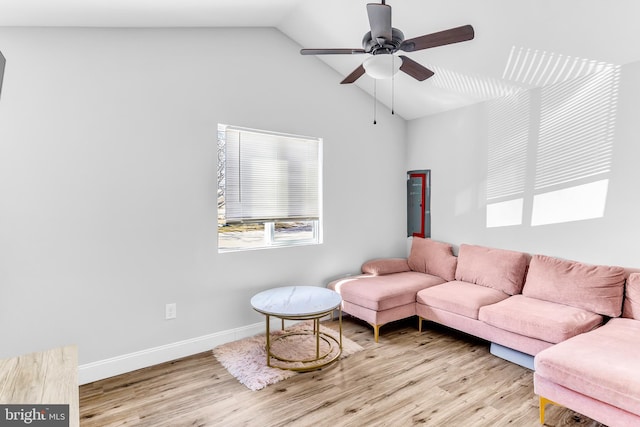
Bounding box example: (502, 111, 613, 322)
(217, 124, 323, 252)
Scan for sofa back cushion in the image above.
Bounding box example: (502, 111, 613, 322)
(523, 254, 625, 317)
(454, 244, 529, 295)
(361, 258, 410, 276)
(623, 273, 640, 319)
(407, 237, 457, 281)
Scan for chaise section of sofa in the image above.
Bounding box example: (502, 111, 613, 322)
(416, 244, 529, 344)
(533, 272, 640, 427)
(327, 237, 456, 342)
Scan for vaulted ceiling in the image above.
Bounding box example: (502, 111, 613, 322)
(1, 0, 638, 120)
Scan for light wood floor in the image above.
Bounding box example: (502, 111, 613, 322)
(80, 317, 606, 426)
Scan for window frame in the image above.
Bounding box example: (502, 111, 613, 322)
(217, 124, 323, 253)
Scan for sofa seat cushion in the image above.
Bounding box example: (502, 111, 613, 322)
(328, 272, 445, 311)
(454, 244, 529, 295)
(479, 295, 603, 344)
(523, 254, 625, 317)
(416, 281, 510, 320)
(535, 318, 640, 416)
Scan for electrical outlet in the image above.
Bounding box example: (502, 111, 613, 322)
(165, 303, 177, 320)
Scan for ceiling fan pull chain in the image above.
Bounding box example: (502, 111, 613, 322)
(373, 78, 377, 125)
(391, 56, 395, 115)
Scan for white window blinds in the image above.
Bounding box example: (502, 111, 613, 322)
(221, 125, 322, 224)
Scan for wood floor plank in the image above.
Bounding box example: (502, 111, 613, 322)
(80, 317, 606, 426)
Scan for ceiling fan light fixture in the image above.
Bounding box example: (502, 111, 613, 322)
(363, 54, 401, 79)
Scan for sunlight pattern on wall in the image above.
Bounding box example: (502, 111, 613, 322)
(535, 67, 620, 190)
(486, 47, 620, 228)
(531, 65, 620, 226)
(485, 91, 530, 227)
(502, 46, 615, 88)
(531, 179, 609, 226)
(429, 64, 523, 100)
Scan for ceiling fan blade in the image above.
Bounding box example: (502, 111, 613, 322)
(340, 64, 366, 84)
(367, 3, 392, 42)
(300, 48, 366, 55)
(400, 25, 474, 52)
(399, 55, 434, 81)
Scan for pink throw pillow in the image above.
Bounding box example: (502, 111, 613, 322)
(454, 244, 529, 295)
(361, 258, 410, 276)
(623, 273, 640, 320)
(407, 237, 457, 281)
(523, 255, 625, 317)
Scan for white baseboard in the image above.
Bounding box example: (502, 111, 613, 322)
(78, 322, 266, 385)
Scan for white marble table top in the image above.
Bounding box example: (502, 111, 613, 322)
(251, 286, 341, 317)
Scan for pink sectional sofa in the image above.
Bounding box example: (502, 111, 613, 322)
(328, 237, 638, 426)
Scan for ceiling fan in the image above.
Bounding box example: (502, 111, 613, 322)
(300, 1, 474, 85)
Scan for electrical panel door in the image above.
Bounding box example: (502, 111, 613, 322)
(407, 170, 431, 238)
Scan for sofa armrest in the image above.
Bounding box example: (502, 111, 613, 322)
(361, 258, 410, 276)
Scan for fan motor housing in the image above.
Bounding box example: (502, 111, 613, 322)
(362, 28, 405, 55)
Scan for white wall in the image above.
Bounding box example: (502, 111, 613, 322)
(407, 61, 640, 267)
(0, 27, 407, 371)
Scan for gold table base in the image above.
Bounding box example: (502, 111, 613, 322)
(265, 308, 342, 372)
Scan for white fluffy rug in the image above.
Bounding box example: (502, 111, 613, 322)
(212, 322, 363, 391)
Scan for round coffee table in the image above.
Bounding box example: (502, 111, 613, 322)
(250, 286, 342, 371)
